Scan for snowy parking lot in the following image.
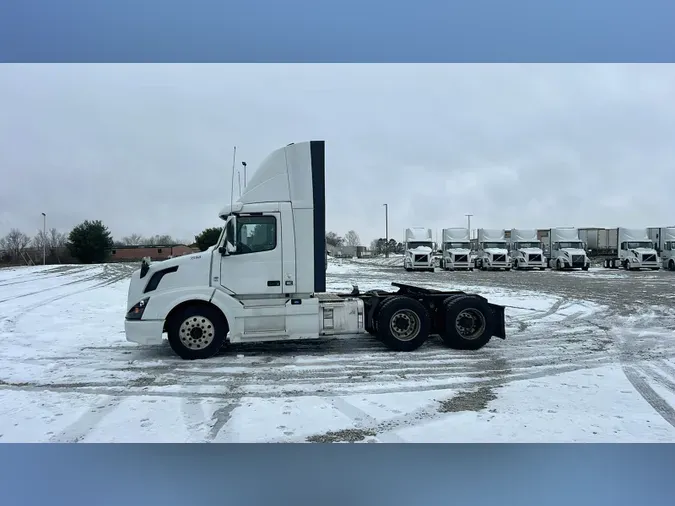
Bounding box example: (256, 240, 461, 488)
(1, 258, 675, 442)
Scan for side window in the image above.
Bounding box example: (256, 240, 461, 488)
(236, 215, 277, 254)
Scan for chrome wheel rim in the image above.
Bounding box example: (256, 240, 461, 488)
(389, 309, 421, 341)
(179, 315, 215, 350)
(454, 309, 486, 340)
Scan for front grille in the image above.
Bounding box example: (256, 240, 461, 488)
(571, 255, 585, 267)
(414, 254, 428, 263)
(528, 254, 542, 262)
(642, 254, 656, 262)
(492, 254, 506, 262)
(454, 255, 468, 262)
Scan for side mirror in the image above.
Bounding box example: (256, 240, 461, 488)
(220, 215, 237, 255)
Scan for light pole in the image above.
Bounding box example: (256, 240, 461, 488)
(383, 203, 389, 258)
(41, 212, 46, 265)
(465, 213, 473, 240)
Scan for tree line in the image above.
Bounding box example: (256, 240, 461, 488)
(0, 221, 227, 267)
(1, 221, 397, 267)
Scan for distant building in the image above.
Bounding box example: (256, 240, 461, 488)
(327, 245, 368, 258)
(107, 244, 195, 262)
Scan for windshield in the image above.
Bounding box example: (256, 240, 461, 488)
(444, 242, 470, 249)
(483, 242, 506, 249)
(516, 242, 541, 249)
(665, 241, 675, 251)
(624, 241, 653, 249)
(557, 241, 583, 249)
(408, 241, 432, 249)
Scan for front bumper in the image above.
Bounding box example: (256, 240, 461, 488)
(124, 318, 165, 345)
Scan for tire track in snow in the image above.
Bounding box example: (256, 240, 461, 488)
(48, 395, 123, 443)
(621, 365, 675, 429)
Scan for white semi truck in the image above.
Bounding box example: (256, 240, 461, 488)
(474, 229, 511, 271)
(508, 229, 547, 271)
(598, 227, 660, 270)
(439, 228, 472, 271)
(123, 141, 506, 360)
(403, 227, 435, 272)
(648, 227, 675, 271)
(545, 227, 591, 271)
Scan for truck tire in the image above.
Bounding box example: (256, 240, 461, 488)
(375, 296, 431, 352)
(439, 295, 494, 351)
(669, 260, 675, 271)
(582, 265, 589, 271)
(364, 291, 388, 336)
(167, 304, 228, 360)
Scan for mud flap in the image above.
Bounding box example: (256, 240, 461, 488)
(489, 303, 506, 339)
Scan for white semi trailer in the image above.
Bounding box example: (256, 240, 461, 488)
(474, 229, 511, 271)
(648, 227, 675, 271)
(599, 228, 660, 270)
(403, 227, 435, 272)
(509, 229, 546, 271)
(439, 228, 472, 271)
(123, 141, 507, 360)
(545, 227, 591, 271)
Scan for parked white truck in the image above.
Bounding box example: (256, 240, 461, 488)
(403, 227, 435, 272)
(439, 228, 473, 271)
(509, 229, 546, 270)
(648, 227, 675, 271)
(598, 227, 660, 270)
(123, 141, 506, 360)
(545, 227, 591, 271)
(474, 229, 511, 271)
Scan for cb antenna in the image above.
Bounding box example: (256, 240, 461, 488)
(241, 161, 247, 188)
(229, 146, 237, 215)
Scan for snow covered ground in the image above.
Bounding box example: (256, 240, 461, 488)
(1, 258, 675, 442)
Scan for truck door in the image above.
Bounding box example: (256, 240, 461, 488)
(219, 212, 284, 296)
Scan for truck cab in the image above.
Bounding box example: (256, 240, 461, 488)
(651, 227, 675, 271)
(403, 227, 435, 272)
(124, 141, 506, 360)
(440, 228, 472, 271)
(475, 229, 511, 271)
(618, 228, 660, 271)
(509, 229, 546, 271)
(547, 227, 591, 271)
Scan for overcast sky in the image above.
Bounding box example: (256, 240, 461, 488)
(1, 64, 674, 245)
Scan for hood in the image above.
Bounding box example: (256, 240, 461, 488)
(407, 246, 433, 254)
(632, 247, 658, 255)
(518, 247, 543, 254)
(560, 248, 586, 256)
(448, 248, 471, 254)
(485, 248, 508, 255)
(146, 246, 212, 269)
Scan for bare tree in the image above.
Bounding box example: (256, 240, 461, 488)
(146, 234, 176, 246)
(2, 228, 31, 259)
(344, 230, 361, 247)
(120, 233, 145, 246)
(49, 228, 67, 249)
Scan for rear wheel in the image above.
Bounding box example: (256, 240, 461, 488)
(375, 296, 431, 352)
(439, 295, 495, 350)
(167, 304, 227, 360)
(669, 260, 675, 271)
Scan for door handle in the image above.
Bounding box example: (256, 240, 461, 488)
(267, 280, 281, 287)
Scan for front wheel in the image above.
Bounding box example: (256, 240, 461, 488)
(167, 304, 228, 360)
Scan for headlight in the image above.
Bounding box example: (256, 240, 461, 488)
(126, 297, 149, 320)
